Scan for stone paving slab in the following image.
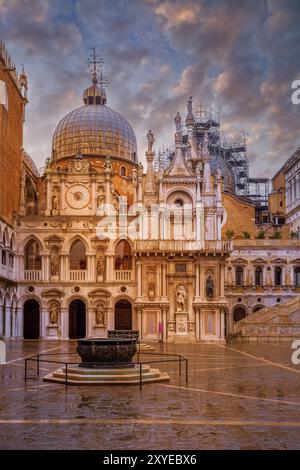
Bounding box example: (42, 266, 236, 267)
(0, 340, 300, 449)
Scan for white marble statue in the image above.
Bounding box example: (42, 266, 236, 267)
(176, 284, 187, 312)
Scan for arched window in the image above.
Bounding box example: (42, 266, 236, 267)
(294, 267, 300, 287)
(115, 240, 132, 270)
(24, 239, 41, 270)
(70, 240, 87, 270)
(120, 166, 126, 177)
(274, 267, 282, 286)
(233, 306, 247, 322)
(235, 266, 244, 286)
(255, 267, 263, 286)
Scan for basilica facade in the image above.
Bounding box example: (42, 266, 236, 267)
(1, 44, 300, 344)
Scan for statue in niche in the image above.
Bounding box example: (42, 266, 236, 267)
(96, 255, 105, 281)
(176, 284, 187, 312)
(52, 193, 59, 212)
(246, 266, 253, 285)
(285, 266, 292, 286)
(50, 250, 59, 277)
(175, 112, 181, 132)
(95, 304, 105, 326)
(132, 169, 137, 185)
(206, 275, 214, 298)
(187, 96, 193, 114)
(49, 302, 59, 325)
(146, 129, 155, 153)
(266, 267, 272, 286)
(97, 186, 105, 208)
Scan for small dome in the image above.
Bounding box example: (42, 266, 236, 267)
(83, 83, 106, 105)
(52, 82, 137, 162)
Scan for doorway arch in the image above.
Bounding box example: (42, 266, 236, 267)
(23, 299, 40, 339)
(69, 299, 86, 339)
(114, 300, 132, 330)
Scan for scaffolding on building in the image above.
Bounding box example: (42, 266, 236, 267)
(154, 102, 270, 204)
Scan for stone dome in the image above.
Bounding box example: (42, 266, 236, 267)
(52, 83, 137, 162)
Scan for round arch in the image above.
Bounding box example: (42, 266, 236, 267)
(233, 304, 248, 322)
(252, 304, 265, 313)
(114, 298, 133, 330)
(23, 298, 40, 339)
(68, 298, 87, 339)
(165, 188, 195, 205)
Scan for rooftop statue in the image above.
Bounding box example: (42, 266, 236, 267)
(175, 112, 181, 132)
(147, 129, 155, 153)
(187, 96, 193, 114)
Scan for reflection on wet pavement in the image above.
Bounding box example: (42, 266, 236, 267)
(0, 340, 299, 449)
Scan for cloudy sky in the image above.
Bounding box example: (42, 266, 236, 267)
(1, 0, 300, 177)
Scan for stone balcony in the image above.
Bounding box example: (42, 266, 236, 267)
(24, 270, 41, 281)
(69, 270, 87, 281)
(114, 270, 133, 282)
(134, 239, 232, 254)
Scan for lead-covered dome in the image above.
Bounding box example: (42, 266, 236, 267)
(52, 83, 137, 162)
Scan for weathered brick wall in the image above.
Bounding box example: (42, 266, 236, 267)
(0, 60, 23, 227)
(222, 192, 256, 238)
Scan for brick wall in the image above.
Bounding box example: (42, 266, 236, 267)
(0, 59, 24, 227)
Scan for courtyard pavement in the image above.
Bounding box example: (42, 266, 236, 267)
(0, 339, 300, 449)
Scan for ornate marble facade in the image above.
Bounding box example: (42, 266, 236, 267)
(1, 60, 300, 344)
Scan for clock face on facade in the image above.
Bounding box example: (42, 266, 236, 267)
(66, 184, 91, 209)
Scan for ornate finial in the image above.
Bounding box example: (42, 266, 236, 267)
(85, 47, 108, 90)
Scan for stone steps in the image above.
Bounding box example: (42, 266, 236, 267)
(43, 364, 170, 385)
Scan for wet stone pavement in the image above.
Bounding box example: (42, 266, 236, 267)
(0, 339, 300, 449)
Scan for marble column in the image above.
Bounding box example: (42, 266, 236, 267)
(41, 307, 48, 338)
(0, 303, 3, 336)
(60, 308, 69, 339)
(105, 253, 114, 282)
(161, 262, 168, 301)
(137, 308, 142, 339)
(137, 260, 142, 299)
(4, 305, 11, 338)
(16, 307, 23, 338)
(45, 174, 51, 215)
(195, 264, 200, 298)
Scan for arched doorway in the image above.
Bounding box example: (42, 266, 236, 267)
(115, 300, 132, 330)
(23, 299, 40, 339)
(69, 300, 86, 339)
(233, 306, 247, 322)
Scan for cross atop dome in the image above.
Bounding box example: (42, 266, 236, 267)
(83, 48, 109, 105)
